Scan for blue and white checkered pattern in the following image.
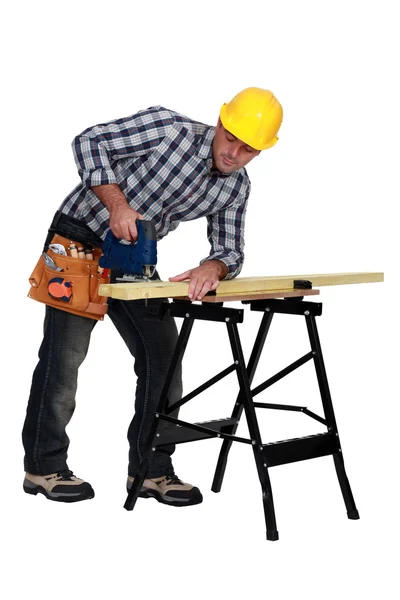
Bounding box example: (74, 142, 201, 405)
(59, 106, 250, 278)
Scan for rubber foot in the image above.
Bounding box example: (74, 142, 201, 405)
(347, 509, 360, 520)
(124, 496, 136, 511)
(267, 530, 279, 541)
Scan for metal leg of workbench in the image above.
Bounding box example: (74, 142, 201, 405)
(226, 320, 279, 541)
(124, 315, 194, 511)
(211, 311, 274, 493)
(124, 297, 359, 540)
(305, 313, 360, 519)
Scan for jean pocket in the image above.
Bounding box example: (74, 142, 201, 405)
(143, 298, 169, 321)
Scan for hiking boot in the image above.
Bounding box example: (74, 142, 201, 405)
(127, 474, 202, 507)
(23, 469, 94, 503)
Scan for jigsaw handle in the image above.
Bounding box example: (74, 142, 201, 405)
(99, 220, 157, 275)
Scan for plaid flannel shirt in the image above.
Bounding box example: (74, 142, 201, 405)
(59, 106, 250, 278)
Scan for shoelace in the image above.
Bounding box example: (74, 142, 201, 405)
(164, 474, 183, 486)
(55, 469, 75, 481)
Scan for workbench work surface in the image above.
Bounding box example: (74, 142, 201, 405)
(98, 272, 384, 302)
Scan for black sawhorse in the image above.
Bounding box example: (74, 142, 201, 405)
(124, 296, 359, 541)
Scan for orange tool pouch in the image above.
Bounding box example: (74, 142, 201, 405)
(28, 234, 110, 321)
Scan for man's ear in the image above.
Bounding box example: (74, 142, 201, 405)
(217, 117, 222, 128)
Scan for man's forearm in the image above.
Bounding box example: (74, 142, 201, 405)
(91, 183, 128, 211)
(91, 184, 142, 241)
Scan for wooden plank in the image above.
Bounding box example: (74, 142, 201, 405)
(99, 272, 383, 301)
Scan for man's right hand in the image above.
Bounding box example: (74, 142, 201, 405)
(91, 183, 143, 241)
(109, 204, 143, 241)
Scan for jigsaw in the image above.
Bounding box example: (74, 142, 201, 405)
(98, 220, 157, 282)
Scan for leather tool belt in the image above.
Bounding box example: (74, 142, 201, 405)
(28, 233, 110, 321)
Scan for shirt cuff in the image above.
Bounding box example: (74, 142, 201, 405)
(200, 254, 243, 280)
(80, 168, 118, 187)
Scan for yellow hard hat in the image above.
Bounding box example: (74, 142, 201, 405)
(219, 87, 283, 151)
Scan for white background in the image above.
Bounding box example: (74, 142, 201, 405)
(1, 0, 398, 598)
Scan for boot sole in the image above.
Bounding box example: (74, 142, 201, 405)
(23, 483, 95, 503)
(127, 487, 203, 507)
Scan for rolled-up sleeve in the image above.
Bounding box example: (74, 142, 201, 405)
(72, 106, 174, 187)
(201, 184, 250, 279)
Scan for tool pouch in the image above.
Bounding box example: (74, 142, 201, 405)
(28, 234, 110, 321)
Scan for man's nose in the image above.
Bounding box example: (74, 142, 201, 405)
(230, 142, 241, 158)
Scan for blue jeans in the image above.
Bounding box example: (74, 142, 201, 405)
(22, 294, 182, 479)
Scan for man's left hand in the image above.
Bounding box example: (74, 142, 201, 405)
(169, 260, 228, 300)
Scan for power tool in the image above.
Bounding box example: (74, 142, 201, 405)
(98, 220, 157, 282)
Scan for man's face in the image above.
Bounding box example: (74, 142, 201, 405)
(212, 119, 261, 174)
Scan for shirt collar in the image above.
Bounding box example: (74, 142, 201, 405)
(196, 126, 215, 159)
(196, 126, 229, 177)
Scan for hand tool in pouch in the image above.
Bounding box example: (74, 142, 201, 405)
(98, 220, 157, 282)
(42, 253, 63, 271)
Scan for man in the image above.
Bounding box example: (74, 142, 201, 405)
(22, 87, 283, 507)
